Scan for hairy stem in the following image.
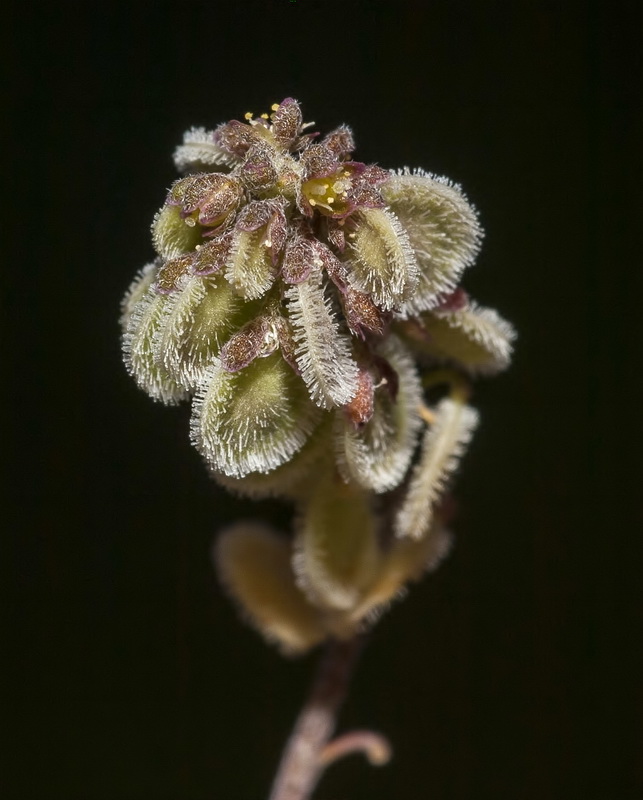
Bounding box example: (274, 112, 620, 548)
(268, 637, 363, 800)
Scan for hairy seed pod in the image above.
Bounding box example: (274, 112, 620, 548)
(154, 275, 248, 391)
(215, 523, 326, 655)
(191, 352, 323, 478)
(395, 397, 479, 539)
(335, 336, 422, 492)
(345, 207, 419, 310)
(122, 282, 188, 405)
(285, 269, 359, 409)
(151, 204, 204, 259)
(382, 169, 483, 316)
(404, 301, 516, 375)
(294, 473, 380, 611)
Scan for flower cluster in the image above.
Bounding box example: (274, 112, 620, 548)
(121, 99, 515, 653)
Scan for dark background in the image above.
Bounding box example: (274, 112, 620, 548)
(4, 1, 642, 798)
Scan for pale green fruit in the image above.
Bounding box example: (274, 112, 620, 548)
(404, 301, 516, 376)
(191, 352, 323, 478)
(154, 275, 248, 391)
(293, 473, 381, 611)
(212, 415, 333, 500)
(285, 269, 359, 409)
(382, 169, 483, 315)
(122, 280, 188, 405)
(224, 228, 278, 300)
(348, 520, 453, 627)
(395, 397, 478, 539)
(151, 204, 203, 259)
(335, 336, 422, 492)
(345, 207, 419, 310)
(214, 523, 326, 655)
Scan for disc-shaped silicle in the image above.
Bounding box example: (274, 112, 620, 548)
(335, 336, 423, 493)
(345, 207, 419, 310)
(394, 397, 479, 539)
(285, 269, 359, 409)
(224, 227, 278, 300)
(293, 472, 381, 611)
(153, 275, 248, 391)
(151, 204, 204, 260)
(403, 301, 516, 376)
(213, 415, 333, 500)
(214, 523, 326, 655)
(122, 280, 189, 404)
(191, 352, 323, 478)
(382, 169, 483, 316)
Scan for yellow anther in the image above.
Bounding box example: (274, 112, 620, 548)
(343, 170, 350, 176)
(244, 112, 253, 120)
(271, 103, 280, 111)
(327, 197, 335, 204)
(260, 113, 269, 119)
(264, 240, 272, 248)
(309, 198, 317, 206)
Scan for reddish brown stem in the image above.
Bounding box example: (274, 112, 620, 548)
(268, 637, 363, 800)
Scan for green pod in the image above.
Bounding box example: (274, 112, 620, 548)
(154, 275, 249, 391)
(382, 169, 482, 316)
(213, 415, 334, 500)
(349, 520, 453, 628)
(344, 207, 419, 310)
(401, 301, 516, 376)
(293, 471, 380, 611)
(151, 204, 203, 260)
(122, 279, 188, 405)
(215, 523, 326, 655)
(191, 352, 323, 478)
(335, 336, 422, 492)
(224, 227, 278, 300)
(394, 397, 479, 540)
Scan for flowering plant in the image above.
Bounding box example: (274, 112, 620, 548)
(121, 98, 514, 799)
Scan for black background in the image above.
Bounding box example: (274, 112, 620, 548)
(4, 1, 642, 798)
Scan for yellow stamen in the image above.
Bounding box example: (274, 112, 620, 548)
(244, 112, 253, 120)
(271, 103, 280, 111)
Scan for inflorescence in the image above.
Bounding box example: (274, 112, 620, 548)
(121, 98, 515, 653)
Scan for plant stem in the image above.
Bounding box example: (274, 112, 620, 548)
(268, 637, 363, 800)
